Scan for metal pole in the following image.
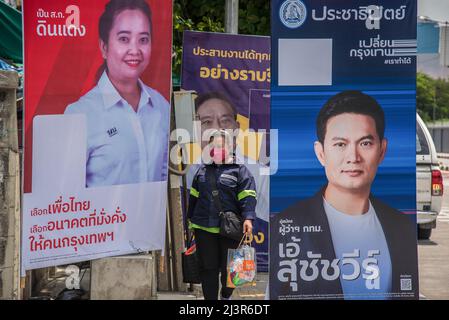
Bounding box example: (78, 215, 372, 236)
(225, 0, 239, 34)
(439, 21, 449, 67)
(442, 21, 449, 67)
(433, 88, 436, 124)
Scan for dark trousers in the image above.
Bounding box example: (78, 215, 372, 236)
(194, 228, 240, 300)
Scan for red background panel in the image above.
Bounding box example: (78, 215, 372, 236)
(23, 0, 173, 193)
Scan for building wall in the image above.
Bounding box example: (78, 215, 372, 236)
(418, 22, 440, 54)
(0, 70, 20, 300)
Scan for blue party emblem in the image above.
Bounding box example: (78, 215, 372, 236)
(279, 0, 307, 29)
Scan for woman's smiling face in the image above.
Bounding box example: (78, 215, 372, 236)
(100, 9, 151, 83)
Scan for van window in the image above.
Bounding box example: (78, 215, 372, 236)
(417, 121, 430, 155)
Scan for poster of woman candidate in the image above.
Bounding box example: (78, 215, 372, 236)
(269, 0, 419, 299)
(21, 0, 172, 272)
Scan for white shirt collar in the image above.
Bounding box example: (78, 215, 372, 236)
(98, 71, 153, 111)
(323, 196, 374, 219)
(137, 78, 153, 108)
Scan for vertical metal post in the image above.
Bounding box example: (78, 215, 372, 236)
(439, 21, 449, 67)
(444, 21, 448, 67)
(225, 0, 239, 34)
(433, 88, 436, 124)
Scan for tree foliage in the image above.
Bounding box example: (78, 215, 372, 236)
(238, 1, 270, 35)
(417, 72, 449, 123)
(435, 77, 449, 121)
(172, 0, 270, 79)
(417, 72, 436, 122)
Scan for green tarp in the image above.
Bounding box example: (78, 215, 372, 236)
(0, 1, 22, 63)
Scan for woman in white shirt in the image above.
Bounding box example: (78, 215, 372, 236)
(65, 0, 170, 187)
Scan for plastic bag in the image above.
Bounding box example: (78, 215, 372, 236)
(226, 235, 256, 288)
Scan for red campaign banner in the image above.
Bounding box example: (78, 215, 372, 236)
(23, 0, 172, 193)
(21, 0, 172, 272)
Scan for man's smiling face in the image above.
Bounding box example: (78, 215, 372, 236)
(314, 113, 387, 194)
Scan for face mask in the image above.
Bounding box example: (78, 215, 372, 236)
(210, 147, 227, 163)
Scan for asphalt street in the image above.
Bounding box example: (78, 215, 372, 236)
(417, 171, 449, 300)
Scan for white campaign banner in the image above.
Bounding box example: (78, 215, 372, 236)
(21, 115, 167, 273)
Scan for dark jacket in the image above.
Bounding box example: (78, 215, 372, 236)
(270, 187, 419, 300)
(187, 162, 257, 228)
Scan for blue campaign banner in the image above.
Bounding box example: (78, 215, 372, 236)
(270, 0, 418, 299)
(181, 31, 271, 271)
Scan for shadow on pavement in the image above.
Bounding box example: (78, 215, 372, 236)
(418, 240, 438, 246)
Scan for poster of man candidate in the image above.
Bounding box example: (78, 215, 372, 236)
(269, 0, 419, 300)
(22, 0, 172, 272)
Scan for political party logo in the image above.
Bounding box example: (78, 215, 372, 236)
(279, 0, 307, 29)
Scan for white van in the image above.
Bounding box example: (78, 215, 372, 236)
(416, 113, 443, 239)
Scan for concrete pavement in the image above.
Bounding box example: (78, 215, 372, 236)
(156, 272, 268, 300)
(417, 169, 449, 300)
(418, 222, 449, 300)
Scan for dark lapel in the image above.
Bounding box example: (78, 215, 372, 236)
(308, 187, 343, 295)
(369, 196, 401, 293)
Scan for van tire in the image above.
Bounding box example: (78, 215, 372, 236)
(418, 227, 432, 240)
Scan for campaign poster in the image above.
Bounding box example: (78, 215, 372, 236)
(181, 31, 270, 271)
(22, 0, 172, 272)
(270, 0, 419, 299)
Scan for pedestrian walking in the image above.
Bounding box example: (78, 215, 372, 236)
(187, 129, 257, 300)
